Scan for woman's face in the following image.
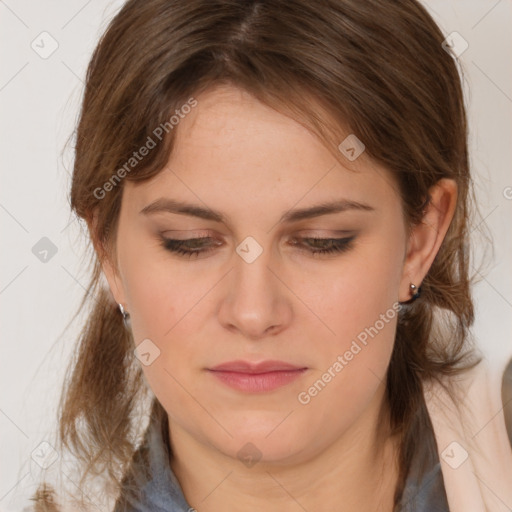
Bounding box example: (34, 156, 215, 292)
(104, 84, 413, 465)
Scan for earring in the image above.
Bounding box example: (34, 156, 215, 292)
(409, 283, 421, 300)
(118, 303, 131, 328)
(399, 283, 422, 305)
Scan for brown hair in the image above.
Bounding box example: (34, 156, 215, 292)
(32, 0, 483, 509)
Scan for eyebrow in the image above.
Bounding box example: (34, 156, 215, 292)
(139, 198, 375, 224)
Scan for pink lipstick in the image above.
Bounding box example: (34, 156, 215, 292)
(207, 360, 308, 393)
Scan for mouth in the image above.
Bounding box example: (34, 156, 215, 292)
(207, 360, 308, 393)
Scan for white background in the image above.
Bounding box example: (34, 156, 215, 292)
(1, 1, 511, 510)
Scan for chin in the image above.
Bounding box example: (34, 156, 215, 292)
(214, 418, 313, 466)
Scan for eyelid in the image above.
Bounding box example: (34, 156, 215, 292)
(294, 229, 355, 236)
(157, 231, 358, 253)
(160, 230, 215, 239)
(160, 228, 355, 237)
(288, 229, 357, 243)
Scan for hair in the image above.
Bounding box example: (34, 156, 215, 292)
(32, 0, 485, 510)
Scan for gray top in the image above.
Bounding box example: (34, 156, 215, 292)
(113, 403, 449, 512)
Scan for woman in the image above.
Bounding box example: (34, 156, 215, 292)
(31, 0, 512, 511)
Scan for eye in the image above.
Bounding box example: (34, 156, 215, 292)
(160, 235, 356, 259)
(160, 236, 221, 259)
(288, 236, 356, 256)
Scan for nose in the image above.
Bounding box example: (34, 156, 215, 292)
(217, 241, 293, 340)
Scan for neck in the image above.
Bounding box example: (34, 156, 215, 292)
(168, 384, 400, 512)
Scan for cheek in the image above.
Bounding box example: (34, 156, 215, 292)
(293, 285, 399, 444)
(301, 230, 404, 354)
(293, 232, 403, 410)
(119, 253, 204, 418)
(118, 242, 211, 389)
(119, 238, 189, 339)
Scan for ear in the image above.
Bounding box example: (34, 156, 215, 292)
(87, 209, 127, 308)
(399, 178, 458, 302)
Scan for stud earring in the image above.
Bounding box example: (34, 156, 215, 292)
(118, 303, 131, 328)
(409, 283, 421, 300)
(399, 283, 422, 305)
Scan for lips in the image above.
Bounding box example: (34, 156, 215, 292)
(209, 360, 306, 373)
(207, 360, 308, 393)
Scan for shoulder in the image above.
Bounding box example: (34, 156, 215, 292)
(423, 361, 512, 511)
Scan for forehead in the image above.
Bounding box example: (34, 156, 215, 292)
(122, 84, 401, 222)
(176, 84, 346, 168)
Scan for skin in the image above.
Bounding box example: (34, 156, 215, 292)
(98, 84, 457, 511)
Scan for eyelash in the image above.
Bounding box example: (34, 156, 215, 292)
(160, 235, 356, 259)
